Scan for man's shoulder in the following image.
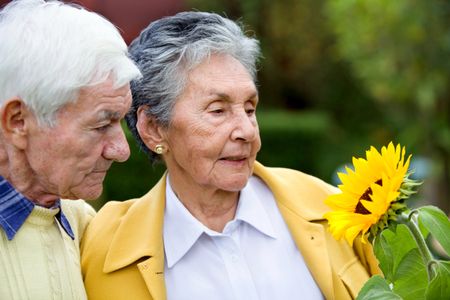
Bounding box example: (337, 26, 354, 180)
(61, 199, 95, 216)
(60, 199, 96, 239)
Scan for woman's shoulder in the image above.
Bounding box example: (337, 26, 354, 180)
(253, 162, 338, 220)
(83, 176, 166, 246)
(96, 199, 138, 219)
(254, 161, 338, 195)
(82, 198, 139, 242)
(80, 199, 140, 272)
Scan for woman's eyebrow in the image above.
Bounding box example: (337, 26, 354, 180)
(208, 91, 259, 102)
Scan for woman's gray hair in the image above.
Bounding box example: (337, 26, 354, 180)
(126, 11, 261, 161)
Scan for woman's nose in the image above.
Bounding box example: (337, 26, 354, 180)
(230, 111, 258, 142)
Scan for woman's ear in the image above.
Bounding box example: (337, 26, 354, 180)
(136, 105, 167, 152)
(0, 98, 30, 150)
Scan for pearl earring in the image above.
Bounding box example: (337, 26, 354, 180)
(154, 144, 164, 154)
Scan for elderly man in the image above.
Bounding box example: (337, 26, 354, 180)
(0, 0, 141, 299)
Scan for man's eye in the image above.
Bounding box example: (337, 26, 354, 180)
(246, 108, 256, 115)
(96, 124, 111, 132)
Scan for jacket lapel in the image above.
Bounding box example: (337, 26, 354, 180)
(137, 246, 166, 300)
(103, 175, 167, 300)
(254, 162, 335, 300)
(278, 204, 335, 300)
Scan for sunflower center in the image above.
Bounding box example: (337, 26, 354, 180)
(355, 179, 382, 214)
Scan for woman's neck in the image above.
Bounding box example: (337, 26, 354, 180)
(168, 176, 239, 232)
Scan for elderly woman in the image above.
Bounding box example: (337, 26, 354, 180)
(81, 12, 379, 300)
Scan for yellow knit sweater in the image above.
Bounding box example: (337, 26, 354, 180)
(0, 199, 95, 300)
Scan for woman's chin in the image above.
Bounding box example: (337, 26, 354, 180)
(216, 175, 250, 192)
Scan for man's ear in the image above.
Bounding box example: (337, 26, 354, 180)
(136, 105, 167, 152)
(0, 98, 31, 149)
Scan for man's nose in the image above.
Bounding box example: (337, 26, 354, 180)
(103, 125, 131, 162)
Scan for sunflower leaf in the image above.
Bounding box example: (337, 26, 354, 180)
(374, 234, 394, 281)
(417, 206, 450, 256)
(425, 261, 450, 300)
(375, 224, 417, 280)
(356, 275, 402, 300)
(392, 248, 428, 300)
(387, 222, 398, 233)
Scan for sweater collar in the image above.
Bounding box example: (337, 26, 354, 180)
(0, 176, 74, 240)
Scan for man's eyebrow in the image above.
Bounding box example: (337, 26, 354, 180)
(97, 110, 121, 121)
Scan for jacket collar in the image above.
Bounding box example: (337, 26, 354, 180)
(252, 161, 335, 221)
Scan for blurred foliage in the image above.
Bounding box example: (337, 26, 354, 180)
(324, 0, 450, 211)
(94, 0, 449, 213)
(326, 0, 449, 108)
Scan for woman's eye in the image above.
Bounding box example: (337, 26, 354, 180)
(210, 108, 224, 114)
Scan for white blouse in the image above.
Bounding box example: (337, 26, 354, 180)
(163, 175, 324, 300)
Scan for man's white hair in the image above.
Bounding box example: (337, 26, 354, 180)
(0, 0, 141, 126)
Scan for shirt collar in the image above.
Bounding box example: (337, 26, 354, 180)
(233, 177, 277, 239)
(163, 175, 276, 268)
(0, 176, 74, 240)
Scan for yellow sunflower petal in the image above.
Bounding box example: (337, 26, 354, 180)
(323, 142, 414, 245)
(324, 194, 355, 211)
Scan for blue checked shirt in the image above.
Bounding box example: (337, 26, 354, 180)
(0, 176, 74, 240)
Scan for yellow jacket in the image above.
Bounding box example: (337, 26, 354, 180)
(81, 162, 380, 300)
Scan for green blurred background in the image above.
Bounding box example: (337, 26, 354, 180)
(88, 0, 449, 214)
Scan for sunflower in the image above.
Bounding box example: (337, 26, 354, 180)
(323, 142, 418, 246)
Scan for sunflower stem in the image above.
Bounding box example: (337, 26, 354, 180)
(400, 212, 436, 281)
